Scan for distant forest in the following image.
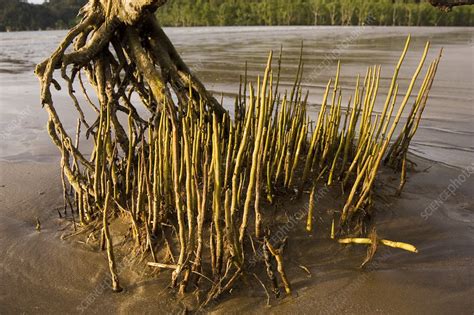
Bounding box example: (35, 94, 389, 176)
(0, 0, 85, 31)
(157, 0, 474, 26)
(1, 0, 473, 31)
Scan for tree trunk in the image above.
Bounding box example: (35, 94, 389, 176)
(428, 0, 474, 10)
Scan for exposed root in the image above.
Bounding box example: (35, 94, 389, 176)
(338, 237, 418, 253)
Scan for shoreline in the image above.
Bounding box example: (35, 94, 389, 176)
(2, 25, 474, 34)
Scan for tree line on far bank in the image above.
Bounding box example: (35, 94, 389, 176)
(1, 0, 473, 31)
(157, 0, 473, 26)
(0, 0, 85, 31)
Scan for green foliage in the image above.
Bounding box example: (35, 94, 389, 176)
(157, 0, 474, 27)
(0, 0, 86, 31)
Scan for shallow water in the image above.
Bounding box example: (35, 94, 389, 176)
(0, 26, 472, 167)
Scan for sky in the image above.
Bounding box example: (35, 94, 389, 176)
(28, 0, 45, 3)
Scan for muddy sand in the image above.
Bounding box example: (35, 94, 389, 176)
(0, 155, 472, 314)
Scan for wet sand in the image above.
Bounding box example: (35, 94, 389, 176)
(1, 156, 472, 314)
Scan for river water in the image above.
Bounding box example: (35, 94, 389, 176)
(0, 26, 472, 167)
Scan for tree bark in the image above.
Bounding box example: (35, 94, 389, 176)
(428, 0, 474, 10)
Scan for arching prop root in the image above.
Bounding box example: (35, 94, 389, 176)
(35, 1, 440, 308)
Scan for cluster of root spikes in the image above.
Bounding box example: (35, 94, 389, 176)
(35, 1, 441, 307)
